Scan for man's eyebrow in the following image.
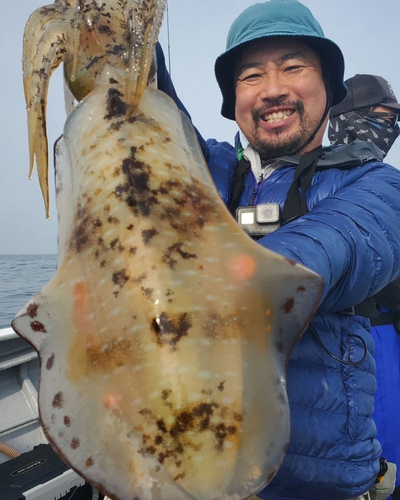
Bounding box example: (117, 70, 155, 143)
(236, 51, 311, 77)
(277, 51, 308, 64)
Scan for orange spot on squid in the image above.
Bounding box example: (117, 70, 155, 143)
(73, 281, 99, 345)
(228, 254, 256, 281)
(103, 393, 122, 411)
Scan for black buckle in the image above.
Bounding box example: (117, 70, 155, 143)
(375, 458, 388, 483)
(341, 306, 356, 316)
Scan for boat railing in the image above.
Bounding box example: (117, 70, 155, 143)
(0, 326, 44, 464)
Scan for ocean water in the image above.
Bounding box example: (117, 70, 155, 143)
(0, 254, 58, 329)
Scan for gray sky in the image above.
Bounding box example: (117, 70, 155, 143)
(1, 0, 400, 254)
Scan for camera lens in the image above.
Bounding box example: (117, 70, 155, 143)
(256, 203, 279, 224)
(261, 208, 273, 219)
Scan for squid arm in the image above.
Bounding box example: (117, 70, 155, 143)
(23, 5, 77, 218)
(127, 0, 166, 107)
(23, 0, 167, 218)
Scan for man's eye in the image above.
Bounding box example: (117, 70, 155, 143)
(242, 73, 262, 82)
(285, 65, 302, 72)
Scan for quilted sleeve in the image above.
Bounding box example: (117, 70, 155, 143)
(259, 163, 400, 314)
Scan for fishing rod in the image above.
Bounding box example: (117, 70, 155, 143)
(166, 0, 172, 75)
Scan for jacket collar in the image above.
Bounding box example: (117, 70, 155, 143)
(279, 141, 384, 168)
(235, 130, 383, 169)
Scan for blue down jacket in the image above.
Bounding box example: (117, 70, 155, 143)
(156, 46, 400, 499)
(371, 319, 400, 497)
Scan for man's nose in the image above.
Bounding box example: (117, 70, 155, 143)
(259, 72, 290, 101)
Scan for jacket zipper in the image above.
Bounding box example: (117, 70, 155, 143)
(250, 177, 269, 206)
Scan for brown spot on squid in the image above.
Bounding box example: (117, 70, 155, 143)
(30, 321, 47, 333)
(27, 303, 39, 318)
(46, 354, 55, 370)
(151, 312, 192, 348)
(70, 437, 80, 449)
(104, 88, 126, 120)
(283, 297, 294, 313)
(52, 392, 64, 409)
(142, 228, 158, 245)
(112, 269, 129, 288)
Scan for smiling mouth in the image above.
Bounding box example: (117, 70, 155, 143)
(261, 109, 295, 124)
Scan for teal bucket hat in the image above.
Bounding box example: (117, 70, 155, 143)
(215, 0, 347, 120)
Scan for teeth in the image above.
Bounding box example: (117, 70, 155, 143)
(262, 110, 293, 124)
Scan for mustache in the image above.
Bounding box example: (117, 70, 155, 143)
(252, 99, 304, 122)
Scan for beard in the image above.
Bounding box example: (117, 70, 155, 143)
(250, 99, 313, 160)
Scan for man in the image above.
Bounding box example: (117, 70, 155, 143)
(156, 1, 400, 499)
(329, 74, 400, 500)
(329, 74, 400, 158)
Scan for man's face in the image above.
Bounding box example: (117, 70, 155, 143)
(234, 37, 327, 160)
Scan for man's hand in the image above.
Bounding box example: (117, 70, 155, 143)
(369, 461, 397, 500)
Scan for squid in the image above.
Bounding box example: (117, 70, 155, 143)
(12, 1, 324, 499)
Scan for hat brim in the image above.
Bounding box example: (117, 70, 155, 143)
(215, 35, 346, 121)
(378, 102, 400, 113)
